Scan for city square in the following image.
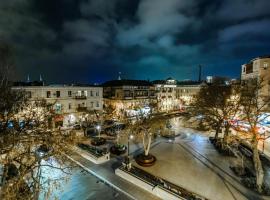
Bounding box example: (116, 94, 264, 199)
(1, 1, 270, 200)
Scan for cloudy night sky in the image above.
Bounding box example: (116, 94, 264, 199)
(1, 0, 270, 84)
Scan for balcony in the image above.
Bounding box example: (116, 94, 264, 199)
(124, 95, 133, 100)
(74, 95, 87, 100)
(77, 107, 88, 112)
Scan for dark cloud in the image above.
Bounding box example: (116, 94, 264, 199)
(0, 0, 269, 83)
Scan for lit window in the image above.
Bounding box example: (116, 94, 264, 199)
(47, 91, 51, 98)
(263, 62, 268, 69)
(55, 103, 62, 112)
(56, 91, 60, 98)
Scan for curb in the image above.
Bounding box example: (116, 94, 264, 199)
(65, 154, 137, 200)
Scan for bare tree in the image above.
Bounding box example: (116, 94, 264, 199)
(132, 116, 165, 158)
(192, 83, 240, 144)
(0, 43, 76, 200)
(239, 78, 270, 193)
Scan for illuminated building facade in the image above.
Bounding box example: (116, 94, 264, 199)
(102, 80, 156, 117)
(153, 78, 178, 112)
(12, 84, 103, 127)
(241, 55, 270, 98)
(175, 81, 202, 109)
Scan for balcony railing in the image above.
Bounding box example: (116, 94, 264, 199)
(74, 95, 87, 100)
(77, 107, 87, 112)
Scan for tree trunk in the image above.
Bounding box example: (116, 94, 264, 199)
(252, 138, 264, 193)
(223, 123, 230, 144)
(145, 134, 152, 156)
(215, 126, 220, 139)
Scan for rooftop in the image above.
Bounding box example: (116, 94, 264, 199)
(102, 79, 153, 87)
(13, 81, 101, 87)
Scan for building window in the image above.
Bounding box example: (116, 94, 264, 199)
(96, 101, 99, 107)
(90, 91, 93, 96)
(47, 91, 51, 98)
(90, 102, 94, 108)
(68, 91, 72, 97)
(27, 91, 32, 98)
(55, 103, 62, 113)
(243, 67, 246, 73)
(68, 103, 72, 109)
(96, 91, 99, 96)
(56, 91, 60, 98)
(263, 62, 268, 69)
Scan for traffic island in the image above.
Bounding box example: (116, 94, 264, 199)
(91, 137, 106, 146)
(110, 144, 127, 155)
(115, 165, 208, 200)
(74, 143, 110, 164)
(135, 153, 156, 167)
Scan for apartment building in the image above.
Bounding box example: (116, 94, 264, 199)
(153, 78, 178, 112)
(241, 55, 270, 97)
(175, 81, 202, 109)
(12, 83, 103, 127)
(102, 80, 156, 117)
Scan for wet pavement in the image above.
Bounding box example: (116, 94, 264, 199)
(51, 168, 129, 200)
(41, 116, 270, 200)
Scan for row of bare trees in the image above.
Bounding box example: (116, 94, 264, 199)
(0, 43, 76, 200)
(191, 80, 270, 193)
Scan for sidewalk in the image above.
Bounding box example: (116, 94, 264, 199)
(66, 151, 161, 200)
(174, 128, 270, 200)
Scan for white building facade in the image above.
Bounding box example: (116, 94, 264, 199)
(12, 85, 103, 127)
(175, 83, 201, 110)
(241, 55, 270, 98)
(154, 78, 178, 112)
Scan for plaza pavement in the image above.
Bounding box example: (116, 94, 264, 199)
(131, 125, 270, 200)
(68, 119, 270, 200)
(66, 151, 161, 200)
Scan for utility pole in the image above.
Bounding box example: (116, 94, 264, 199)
(198, 65, 202, 82)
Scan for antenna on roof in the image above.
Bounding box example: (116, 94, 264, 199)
(118, 72, 122, 80)
(27, 74, 30, 82)
(198, 65, 202, 82)
(39, 74, 43, 82)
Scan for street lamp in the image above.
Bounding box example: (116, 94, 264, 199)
(126, 134, 134, 170)
(96, 125, 101, 138)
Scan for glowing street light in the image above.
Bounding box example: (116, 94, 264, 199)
(96, 125, 101, 138)
(126, 133, 134, 170)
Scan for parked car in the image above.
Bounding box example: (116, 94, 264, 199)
(105, 123, 126, 136)
(73, 124, 81, 130)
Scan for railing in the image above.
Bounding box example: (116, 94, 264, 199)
(120, 165, 208, 200)
(77, 143, 106, 158)
(74, 95, 87, 100)
(77, 107, 87, 112)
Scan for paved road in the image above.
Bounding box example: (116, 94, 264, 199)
(40, 167, 130, 200)
(57, 116, 270, 200)
(66, 151, 161, 200)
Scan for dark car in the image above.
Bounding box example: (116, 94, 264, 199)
(73, 124, 81, 130)
(105, 123, 126, 136)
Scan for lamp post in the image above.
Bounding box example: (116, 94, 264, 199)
(96, 125, 101, 138)
(126, 134, 134, 170)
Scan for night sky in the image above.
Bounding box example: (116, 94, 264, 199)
(1, 0, 270, 84)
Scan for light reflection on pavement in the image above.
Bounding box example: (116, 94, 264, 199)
(40, 166, 130, 200)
